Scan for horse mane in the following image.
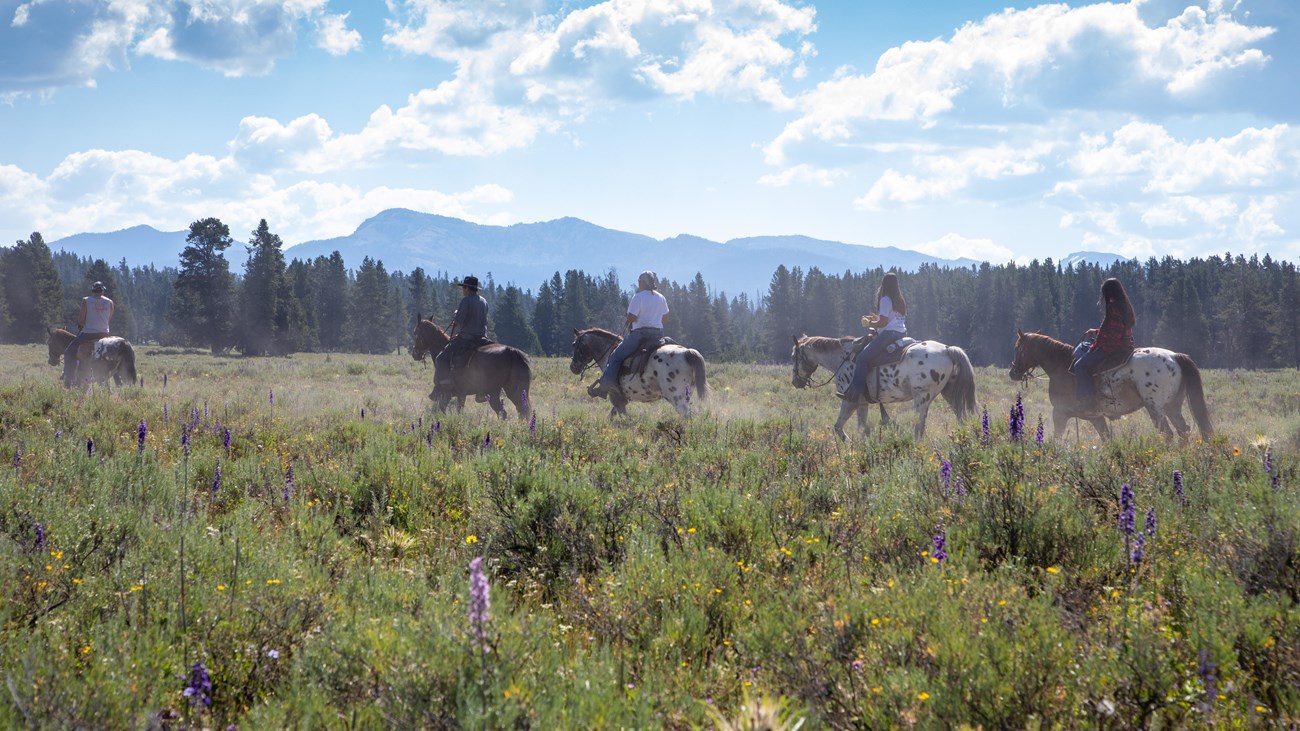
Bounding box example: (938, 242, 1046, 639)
(416, 319, 448, 338)
(1019, 331, 1075, 368)
(796, 334, 855, 356)
(577, 327, 620, 339)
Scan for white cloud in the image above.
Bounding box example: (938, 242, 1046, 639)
(1, 149, 515, 245)
(316, 12, 361, 55)
(764, 1, 1273, 165)
(757, 164, 846, 187)
(856, 140, 1054, 209)
(911, 232, 1015, 263)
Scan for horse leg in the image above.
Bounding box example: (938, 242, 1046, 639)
(1053, 410, 1071, 440)
(834, 401, 856, 441)
(1089, 417, 1110, 440)
(856, 404, 869, 433)
(488, 393, 507, 419)
(913, 393, 933, 440)
(877, 403, 890, 428)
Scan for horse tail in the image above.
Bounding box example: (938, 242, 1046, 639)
(685, 349, 710, 401)
(1174, 353, 1213, 437)
(941, 345, 978, 420)
(122, 341, 139, 385)
(508, 348, 533, 416)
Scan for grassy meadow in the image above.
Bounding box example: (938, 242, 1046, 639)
(1, 343, 1298, 729)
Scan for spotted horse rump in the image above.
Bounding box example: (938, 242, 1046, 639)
(570, 327, 710, 418)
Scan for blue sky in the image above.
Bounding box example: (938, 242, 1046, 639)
(2, 0, 1297, 265)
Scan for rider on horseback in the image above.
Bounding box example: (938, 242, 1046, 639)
(1074, 277, 1136, 410)
(589, 271, 669, 397)
(840, 272, 907, 402)
(62, 281, 114, 388)
(433, 276, 488, 395)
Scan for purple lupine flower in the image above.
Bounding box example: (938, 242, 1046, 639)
(469, 556, 491, 652)
(222, 428, 231, 454)
(1009, 394, 1025, 441)
(33, 523, 44, 550)
(426, 425, 434, 448)
(1035, 416, 1044, 445)
(931, 525, 948, 562)
(1144, 506, 1156, 537)
(203, 401, 208, 420)
(181, 426, 191, 457)
(955, 476, 966, 499)
(268, 388, 274, 406)
(163, 372, 168, 388)
(1263, 449, 1272, 475)
(520, 390, 528, 413)
(163, 403, 169, 423)
(86, 438, 95, 457)
(1273, 473, 1281, 491)
(1173, 470, 1185, 506)
(1118, 483, 1135, 535)
(981, 407, 990, 445)
(529, 411, 537, 434)
(54, 429, 61, 440)
(360, 407, 365, 419)
(418, 415, 423, 429)
(211, 459, 222, 497)
(1197, 648, 1218, 707)
(267, 649, 279, 659)
(483, 432, 492, 448)
(11, 444, 20, 468)
(283, 464, 294, 502)
(138, 420, 148, 452)
(940, 459, 952, 496)
(1130, 532, 1145, 566)
(434, 420, 441, 434)
(182, 661, 213, 707)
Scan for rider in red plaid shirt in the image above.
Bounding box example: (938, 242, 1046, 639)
(1075, 278, 1136, 408)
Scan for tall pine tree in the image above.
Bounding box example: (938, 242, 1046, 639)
(1, 232, 63, 343)
(171, 218, 235, 353)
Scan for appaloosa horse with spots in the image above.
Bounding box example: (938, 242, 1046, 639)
(47, 328, 138, 388)
(570, 327, 709, 418)
(1009, 330, 1212, 440)
(791, 334, 978, 440)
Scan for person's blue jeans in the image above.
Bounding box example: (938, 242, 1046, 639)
(1074, 347, 1107, 401)
(846, 330, 903, 395)
(600, 327, 662, 386)
(61, 331, 97, 385)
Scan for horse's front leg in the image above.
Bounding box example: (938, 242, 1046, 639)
(855, 403, 869, 433)
(1052, 410, 1071, 440)
(877, 403, 890, 427)
(488, 393, 507, 419)
(1089, 417, 1110, 440)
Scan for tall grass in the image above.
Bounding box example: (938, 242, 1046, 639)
(0, 344, 1297, 728)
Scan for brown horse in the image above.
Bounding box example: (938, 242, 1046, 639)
(47, 328, 138, 388)
(411, 317, 531, 419)
(1009, 330, 1212, 440)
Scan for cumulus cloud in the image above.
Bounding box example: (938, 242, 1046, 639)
(912, 232, 1015, 264)
(757, 163, 846, 187)
(764, 0, 1274, 165)
(0, 148, 515, 244)
(316, 12, 361, 55)
(1, 0, 346, 93)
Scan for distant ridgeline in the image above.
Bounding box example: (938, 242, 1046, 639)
(3, 226, 1298, 369)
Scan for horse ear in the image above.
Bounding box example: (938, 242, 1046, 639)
(573, 327, 580, 336)
(416, 312, 422, 322)
(1017, 328, 1023, 337)
(792, 334, 799, 344)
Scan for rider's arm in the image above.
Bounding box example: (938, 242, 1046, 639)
(624, 312, 637, 328)
(77, 300, 87, 330)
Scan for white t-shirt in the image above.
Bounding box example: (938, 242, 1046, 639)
(628, 289, 669, 330)
(878, 295, 906, 334)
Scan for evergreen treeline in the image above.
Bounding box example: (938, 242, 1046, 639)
(4, 221, 1299, 369)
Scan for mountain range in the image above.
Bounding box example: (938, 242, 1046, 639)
(44, 209, 1129, 296)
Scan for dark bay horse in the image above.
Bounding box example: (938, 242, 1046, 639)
(792, 334, 978, 440)
(47, 328, 138, 388)
(411, 318, 531, 419)
(570, 327, 709, 418)
(1009, 330, 1212, 440)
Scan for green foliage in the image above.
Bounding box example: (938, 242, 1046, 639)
(0, 347, 1298, 728)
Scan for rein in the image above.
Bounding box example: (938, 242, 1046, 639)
(575, 334, 619, 377)
(796, 344, 846, 389)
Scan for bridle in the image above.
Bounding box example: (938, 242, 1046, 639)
(1008, 341, 1042, 384)
(791, 340, 840, 389)
(571, 332, 619, 377)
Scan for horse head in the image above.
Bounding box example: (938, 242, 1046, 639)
(411, 318, 449, 362)
(569, 328, 595, 374)
(790, 334, 816, 388)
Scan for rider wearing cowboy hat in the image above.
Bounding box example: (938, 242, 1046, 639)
(62, 280, 114, 387)
(433, 275, 489, 393)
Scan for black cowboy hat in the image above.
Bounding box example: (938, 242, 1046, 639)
(453, 276, 481, 290)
